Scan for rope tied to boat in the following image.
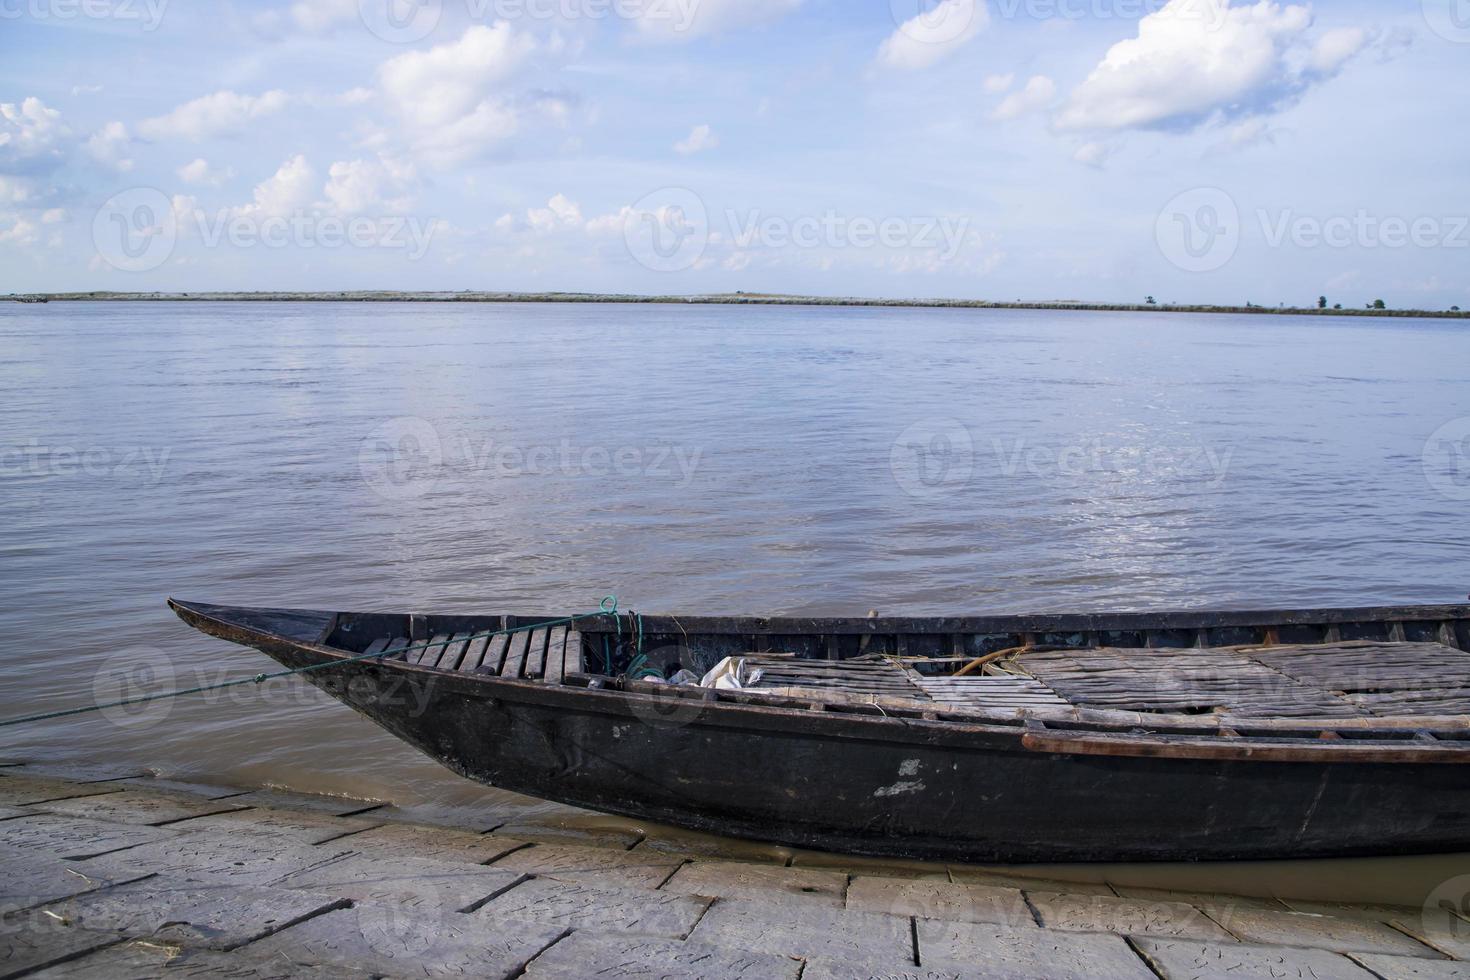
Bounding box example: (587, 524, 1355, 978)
(0, 596, 623, 731)
(602, 609, 652, 678)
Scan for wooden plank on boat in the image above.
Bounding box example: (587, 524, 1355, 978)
(916, 675, 1070, 709)
(503, 630, 531, 679)
(543, 627, 569, 684)
(423, 635, 448, 669)
(461, 633, 492, 672)
(1251, 641, 1470, 693)
(565, 630, 584, 677)
(479, 632, 511, 676)
(412, 634, 450, 666)
(382, 637, 409, 661)
(429, 633, 455, 670)
(740, 657, 931, 702)
(362, 638, 391, 659)
(1023, 645, 1369, 719)
(439, 633, 472, 671)
(524, 628, 549, 679)
(1347, 689, 1470, 717)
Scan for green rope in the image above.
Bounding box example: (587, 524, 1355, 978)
(0, 596, 620, 731)
(621, 613, 663, 680)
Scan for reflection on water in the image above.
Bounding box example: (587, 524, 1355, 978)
(2, 301, 1468, 905)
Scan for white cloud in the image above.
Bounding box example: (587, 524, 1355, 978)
(500, 195, 697, 247)
(177, 158, 236, 185)
(498, 194, 588, 234)
(1055, 0, 1363, 133)
(411, 101, 521, 167)
(1310, 27, 1369, 74)
(584, 206, 634, 236)
(171, 192, 199, 225)
(322, 156, 416, 214)
(380, 23, 535, 127)
(528, 193, 583, 232)
(85, 121, 133, 171)
(0, 98, 69, 175)
(992, 75, 1055, 121)
(0, 177, 32, 206)
(290, 0, 357, 32)
(674, 124, 718, 155)
(42, 208, 67, 224)
(1073, 140, 1114, 168)
(632, 0, 801, 42)
(1224, 117, 1275, 147)
(877, 0, 988, 71)
(248, 0, 359, 36)
(530, 92, 575, 126)
(299, 88, 378, 110)
(139, 90, 289, 141)
(378, 23, 537, 165)
(982, 73, 1014, 95)
(0, 215, 39, 245)
(228, 155, 317, 220)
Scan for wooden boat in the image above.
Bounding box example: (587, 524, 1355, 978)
(169, 599, 1470, 863)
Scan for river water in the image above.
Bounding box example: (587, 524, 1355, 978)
(3, 301, 1468, 903)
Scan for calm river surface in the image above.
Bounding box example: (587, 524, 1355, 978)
(3, 301, 1468, 902)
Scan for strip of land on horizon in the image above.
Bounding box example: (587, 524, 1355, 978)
(6, 291, 1466, 319)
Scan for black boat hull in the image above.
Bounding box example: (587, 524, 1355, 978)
(218, 623, 1470, 864)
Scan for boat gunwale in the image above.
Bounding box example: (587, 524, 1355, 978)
(167, 598, 1470, 763)
(571, 603, 1470, 635)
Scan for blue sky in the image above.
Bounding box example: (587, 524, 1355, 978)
(1, 0, 1466, 307)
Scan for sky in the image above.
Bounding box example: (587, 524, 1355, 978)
(1, 0, 1467, 307)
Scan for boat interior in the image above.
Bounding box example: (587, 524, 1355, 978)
(308, 607, 1470, 735)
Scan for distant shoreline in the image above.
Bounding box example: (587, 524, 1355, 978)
(6, 291, 1467, 319)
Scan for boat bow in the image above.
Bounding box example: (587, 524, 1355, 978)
(168, 598, 336, 646)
